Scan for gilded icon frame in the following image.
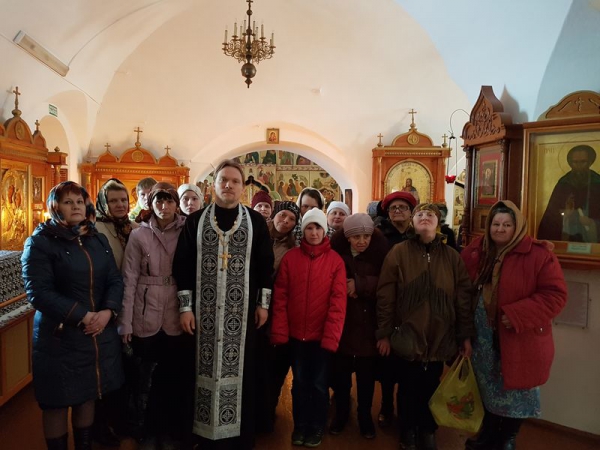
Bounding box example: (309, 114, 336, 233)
(475, 146, 502, 207)
(522, 122, 600, 266)
(266, 128, 279, 144)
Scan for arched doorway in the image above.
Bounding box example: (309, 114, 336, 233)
(198, 149, 342, 210)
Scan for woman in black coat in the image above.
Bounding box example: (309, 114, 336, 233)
(21, 181, 124, 450)
(329, 214, 390, 438)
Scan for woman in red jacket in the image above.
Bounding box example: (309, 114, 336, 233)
(461, 201, 567, 450)
(271, 208, 347, 448)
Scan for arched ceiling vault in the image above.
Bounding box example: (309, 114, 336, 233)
(3, 0, 600, 211)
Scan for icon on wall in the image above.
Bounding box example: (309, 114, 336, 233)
(266, 128, 279, 144)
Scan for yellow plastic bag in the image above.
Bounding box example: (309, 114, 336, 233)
(428, 356, 484, 433)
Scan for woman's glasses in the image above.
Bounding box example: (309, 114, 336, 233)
(389, 205, 410, 212)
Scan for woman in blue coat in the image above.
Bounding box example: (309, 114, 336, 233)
(21, 181, 124, 450)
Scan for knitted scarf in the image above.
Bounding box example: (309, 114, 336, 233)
(475, 200, 527, 328)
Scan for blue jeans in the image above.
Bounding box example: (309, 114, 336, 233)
(290, 339, 331, 432)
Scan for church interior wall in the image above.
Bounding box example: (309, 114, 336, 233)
(534, 0, 600, 118)
(542, 269, 600, 435)
(1, 0, 600, 435)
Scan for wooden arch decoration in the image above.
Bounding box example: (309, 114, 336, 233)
(79, 140, 190, 202)
(372, 114, 449, 203)
(462, 86, 513, 146)
(538, 90, 600, 121)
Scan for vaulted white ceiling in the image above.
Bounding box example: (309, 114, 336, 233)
(1, 0, 599, 209)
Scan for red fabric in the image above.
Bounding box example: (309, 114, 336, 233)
(270, 237, 347, 352)
(462, 235, 567, 389)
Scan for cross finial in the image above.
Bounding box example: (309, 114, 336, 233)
(164, 145, 171, 154)
(35, 119, 40, 131)
(442, 133, 448, 148)
(13, 86, 21, 108)
(409, 108, 417, 127)
(12, 86, 22, 116)
(104, 143, 111, 153)
(133, 127, 143, 145)
(377, 133, 384, 147)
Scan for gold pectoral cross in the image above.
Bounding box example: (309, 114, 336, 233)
(219, 251, 231, 271)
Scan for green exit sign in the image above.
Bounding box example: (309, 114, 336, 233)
(49, 104, 58, 117)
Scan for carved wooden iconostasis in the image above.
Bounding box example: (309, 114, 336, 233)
(372, 110, 450, 204)
(79, 129, 189, 207)
(0, 87, 66, 407)
(0, 87, 65, 251)
(461, 86, 523, 247)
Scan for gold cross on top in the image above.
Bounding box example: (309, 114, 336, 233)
(12, 86, 21, 109)
(409, 108, 418, 125)
(133, 127, 143, 143)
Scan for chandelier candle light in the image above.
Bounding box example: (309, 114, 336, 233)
(222, 0, 275, 88)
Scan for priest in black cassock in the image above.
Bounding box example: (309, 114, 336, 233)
(173, 159, 274, 450)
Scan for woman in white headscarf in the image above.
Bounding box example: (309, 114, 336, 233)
(177, 183, 204, 216)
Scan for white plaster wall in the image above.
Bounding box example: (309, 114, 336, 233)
(397, 0, 573, 122)
(2, 0, 600, 435)
(0, 39, 87, 181)
(541, 269, 600, 435)
(91, 0, 471, 213)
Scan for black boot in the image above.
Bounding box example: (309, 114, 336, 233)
(420, 430, 437, 450)
(92, 399, 121, 447)
(465, 411, 502, 450)
(131, 360, 157, 442)
(92, 420, 120, 447)
(399, 428, 417, 450)
(357, 411, 376, 439)
(329, 393, 349, 435)
(498, 417, 523, 450)
(73, 426, 93, 450)
(45, 433, 68, 450)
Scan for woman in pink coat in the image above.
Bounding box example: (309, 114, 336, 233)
(117, 182, 188, 448)
(461, 201, 567, 450)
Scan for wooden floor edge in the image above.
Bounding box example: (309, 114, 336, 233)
(527, 418, 600, 442)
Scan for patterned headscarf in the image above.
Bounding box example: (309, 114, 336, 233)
(476, 200, 528, 328)
(96, 178, 133, 249)
(46, 181, 96, 239)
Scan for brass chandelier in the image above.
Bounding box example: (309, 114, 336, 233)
(222, 0, 275, 88)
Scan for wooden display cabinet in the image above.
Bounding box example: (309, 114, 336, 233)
(461, 86, 523, 246)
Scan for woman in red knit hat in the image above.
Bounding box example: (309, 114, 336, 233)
(251, 189, 273, 222)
